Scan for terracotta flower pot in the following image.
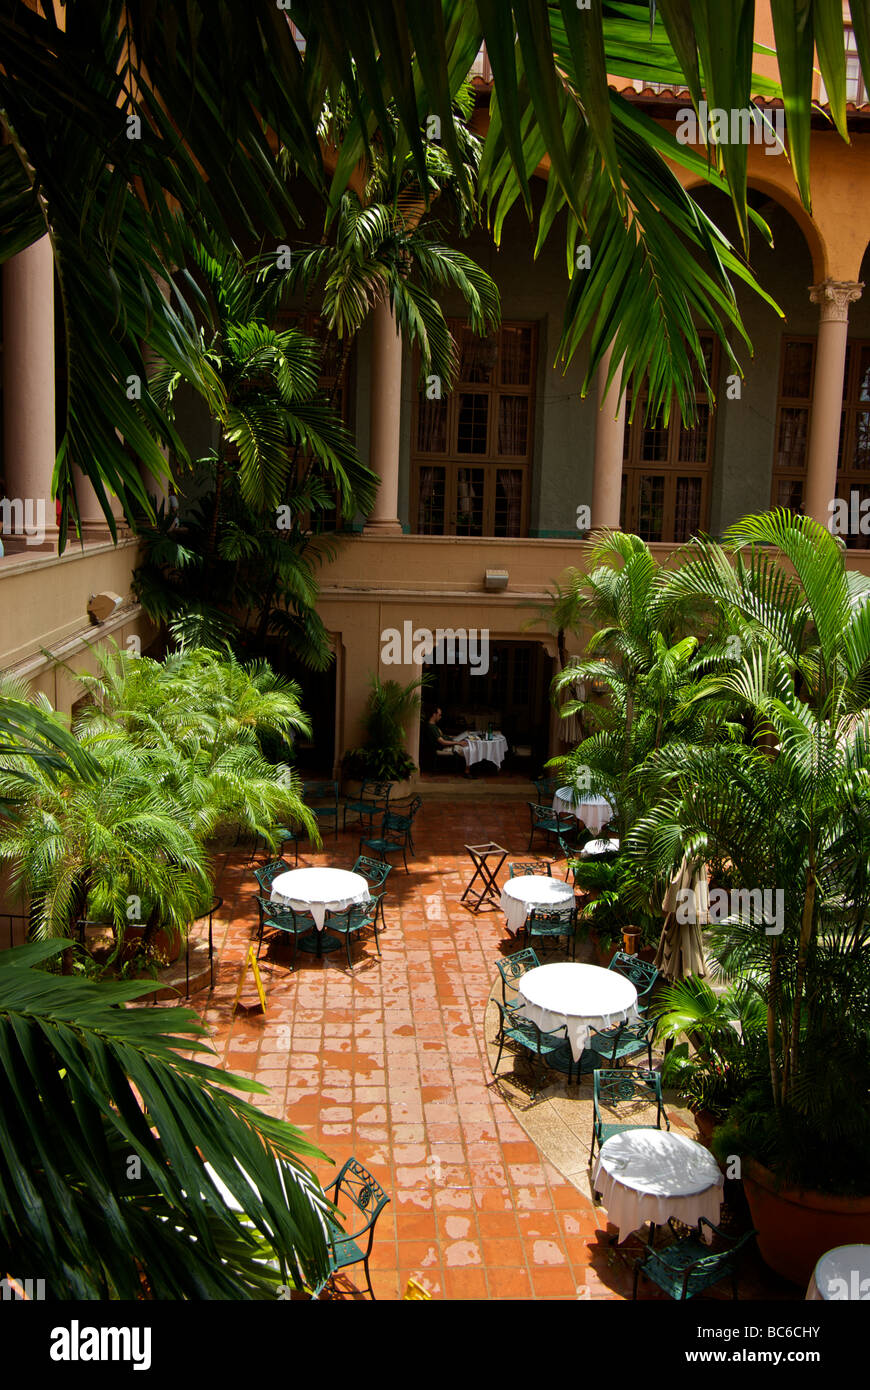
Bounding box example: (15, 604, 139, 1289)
(742, 1157, 870, 1285)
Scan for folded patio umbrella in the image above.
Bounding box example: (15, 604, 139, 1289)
(655, 857, 709, 981)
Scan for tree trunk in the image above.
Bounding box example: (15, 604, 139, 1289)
(784, 858, 816, 1102)
(767, 934, 783, 1107)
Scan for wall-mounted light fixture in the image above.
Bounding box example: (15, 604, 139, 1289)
(484, 569, 509, 592)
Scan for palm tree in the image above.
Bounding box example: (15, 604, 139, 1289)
(0, 939, 332, 1298)
(0, 649, 318, 966)
(628, 510, 870, 1191)
(130, 235, 377, 661)
(7, 1, 855, 533)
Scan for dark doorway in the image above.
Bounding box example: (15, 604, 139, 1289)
(424, 640, 552, 771)
(265, 645, 337, 775)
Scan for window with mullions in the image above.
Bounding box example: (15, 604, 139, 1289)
(619, 334, 718, 542)
(410, 321, 537, 536)
(771, 338, 814, 513)
(837, 342, 870, 549)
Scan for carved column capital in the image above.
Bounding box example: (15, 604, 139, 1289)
(809, 279, 864, 323)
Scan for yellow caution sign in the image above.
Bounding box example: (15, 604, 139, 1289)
(232, 944, 267, 1013)
(403, 1277, 432, 1300)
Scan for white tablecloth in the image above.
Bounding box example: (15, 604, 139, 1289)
(579, 837, 621, 857)
(271, 867, 369, 931)
(807, 1245, 870, 1300)
(499, 874, 575, 936)
(462, 733, 508, 768)
(516, 961, 638, 1062)
(553, 788, 614, 832)
(593, 1129, 723, 1243)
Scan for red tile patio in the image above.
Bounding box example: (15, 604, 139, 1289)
(176, 797, 796, 1301)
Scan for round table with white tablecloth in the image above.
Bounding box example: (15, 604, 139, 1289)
(553, 787, 614, 832)
(499, 873, 575, 937)
(516, 961, 638, 1062)
(593, 1129, 724, 1244)
(806, 1245, 870, 1300)
(271, 867, 370, 955)
(462, 732, 509, 769)
(579, 837, 621, 857)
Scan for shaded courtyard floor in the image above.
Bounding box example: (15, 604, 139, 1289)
(180, 798, 798, 1301)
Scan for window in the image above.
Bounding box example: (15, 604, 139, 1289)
(619, 334, 718, 542)
(771, 336, 870, 545)
(820, 25, 868, 106)
(837, 342, 870, 549)
(771, 338, 815, 513)
(411, 321, 537, 536)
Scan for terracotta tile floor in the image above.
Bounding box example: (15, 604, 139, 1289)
(178, 798, 796, 1301)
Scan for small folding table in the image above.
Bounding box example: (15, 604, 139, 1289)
(461, 842, 508, 911)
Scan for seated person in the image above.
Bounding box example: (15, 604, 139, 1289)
(422, 706, 470, 776)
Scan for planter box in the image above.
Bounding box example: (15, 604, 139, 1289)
(743, 1157, 870, 1285)
(121, 924, 183, 966)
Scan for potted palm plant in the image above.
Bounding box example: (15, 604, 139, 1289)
(342, 673, 427, 794)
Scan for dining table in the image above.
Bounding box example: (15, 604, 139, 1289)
(553, 787, 615, 833)
(461, 731, 509, 770)
(499, 873, 575, 937)
(593, 1129, 724, 1244)
(515, 961, 638, 1064)
(270, 866, 370, 956)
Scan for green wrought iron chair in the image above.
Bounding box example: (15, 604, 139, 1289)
(360, 796, 422, 871)
(351, 855, 392, 931)
(533, 775, 561, 804)
(589, 1067, 669, 1165)
(253, 858, 292, 893)
(342, 780, 393, 832)
(255, 896, 316, 962)
(311, 1158, 391, 1300)
(508, 860, 552, 877)
(324, 899, 381, 969)
(524, 903, 577, 958)
(584, 1014, 658, 1070)
(252, 859, 292, 940)
(495, 948, 541, 1018)
(303, 779, 340, 839)
(527, 801, 574, 852)
(632, 1219, 758, 1301)
(492, 1001, 573, 1097)
(559, 834, 581, 881)
(608, 951, 659, 1013)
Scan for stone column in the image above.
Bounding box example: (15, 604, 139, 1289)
(363, 298, 403, 535)
(2, 235, 58, 547)
(804, 279, 863, 526)
(591, 343, 626, 530)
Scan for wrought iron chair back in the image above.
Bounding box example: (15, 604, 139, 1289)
(508, 861, 552, 877)
(352, 855, 392, 888)
(496, 948, 541, 1004)
(253, 858, 291, 892)
(608, 951, 659, 999)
